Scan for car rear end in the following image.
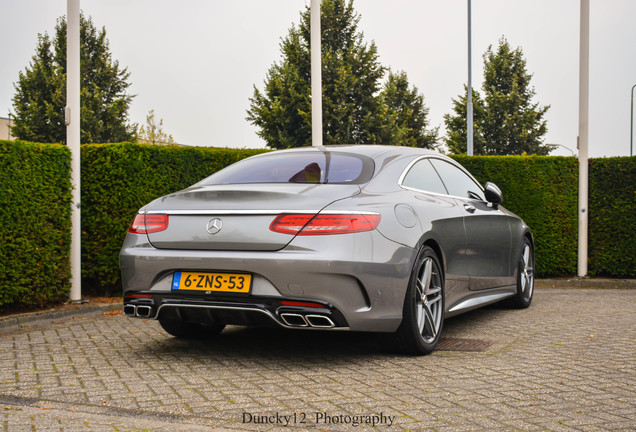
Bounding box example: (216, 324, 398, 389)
(120, 148, 415, 333)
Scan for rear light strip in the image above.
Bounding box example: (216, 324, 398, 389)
(270, 213, 380, 236)
(128, 211, 378, 236)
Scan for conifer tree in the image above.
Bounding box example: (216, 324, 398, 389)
(247, 0, 437, 149)
(12, 14, 136, 144)
(379, 70, 438, 148)
(445, 37, 550, 155)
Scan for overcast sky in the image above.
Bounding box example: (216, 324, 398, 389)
(1, 0, 635, 157)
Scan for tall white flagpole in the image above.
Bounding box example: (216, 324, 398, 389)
(467, 0, 473, 156)
(67, 0, 82, 301)
(311, 0, 323, 147)
(578, 0, 589, 277)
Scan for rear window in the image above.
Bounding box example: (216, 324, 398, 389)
(199, 152, 375, 185)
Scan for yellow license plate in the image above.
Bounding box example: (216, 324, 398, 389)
(172, 272, 251, 294)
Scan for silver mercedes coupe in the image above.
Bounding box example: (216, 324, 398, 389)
(120, 145, 534, 355)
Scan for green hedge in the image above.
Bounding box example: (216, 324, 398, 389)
(1, 141, 634, 307)
(451, 155, 579, 277)
(81, 143, 267, 294)
(588, 157, 636, 277)
(0, 140, 72, 309)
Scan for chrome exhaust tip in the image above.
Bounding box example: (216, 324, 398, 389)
(123, 305, 137, 316)
(135, 305, 153, 318)
(280, 313, 308, 327)
(305, 314, 335, 328)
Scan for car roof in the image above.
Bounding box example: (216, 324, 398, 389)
(267, 144, 442, 160)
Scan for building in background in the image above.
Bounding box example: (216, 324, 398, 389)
(0, 116, 15, 140)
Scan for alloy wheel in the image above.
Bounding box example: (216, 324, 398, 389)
(520, 243, 534, 301)
(415, 257, 443, 344)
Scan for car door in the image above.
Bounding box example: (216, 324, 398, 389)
(400, 157, 469, 286)
(428, 158, 513, 291)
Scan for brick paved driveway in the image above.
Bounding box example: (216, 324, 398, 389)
(0, 288, 634, 431)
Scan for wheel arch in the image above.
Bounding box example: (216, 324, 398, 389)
(422, 239, 445, 278)
(509, 217, 534, 272)
(413, 235, 446, 278)
(522, 228, 535, 268)
(523, 229, 535, 250)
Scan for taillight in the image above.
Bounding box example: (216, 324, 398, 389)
(128, 214, 169, 234)
(270, 213, 380, 235)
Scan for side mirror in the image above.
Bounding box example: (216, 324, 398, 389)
(484, 182, 503, 208)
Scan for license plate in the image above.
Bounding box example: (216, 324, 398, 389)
(172, 272, 251, 294)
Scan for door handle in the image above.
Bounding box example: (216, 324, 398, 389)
(463, 203, 476, 213)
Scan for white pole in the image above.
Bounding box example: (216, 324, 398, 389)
(578, 0, 589, 277)
(467, 0, 473, 156)
(310, 0, 323, 147)
(67, 0, 82, 301)
(631, 84, 635, 157)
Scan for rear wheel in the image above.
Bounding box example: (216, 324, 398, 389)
(508, 237, 534, 309)
(396, 246, 445, 355)
(159, 316, 225, 339)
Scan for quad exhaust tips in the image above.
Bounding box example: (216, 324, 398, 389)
(123, 304, 153, 318)
(279, 313, 335, 328)
(123, 303, 338, 329)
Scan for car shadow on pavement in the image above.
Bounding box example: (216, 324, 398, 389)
(147, 326, 386, 360)
(136, 305, 512, 360)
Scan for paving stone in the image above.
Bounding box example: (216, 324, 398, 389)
(0, 288, 634, 430)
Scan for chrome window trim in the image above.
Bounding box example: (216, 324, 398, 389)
(398, 155, 486, 202)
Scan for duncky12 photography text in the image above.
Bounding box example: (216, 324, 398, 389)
(242, 411, 396, 427)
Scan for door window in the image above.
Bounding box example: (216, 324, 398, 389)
(401, 159, 448, 195)
(429, 159, 485, 201)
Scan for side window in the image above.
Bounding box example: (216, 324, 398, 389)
(429, 159, 485, 201)
(401, 159, 448, 195)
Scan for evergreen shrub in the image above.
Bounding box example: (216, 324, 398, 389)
(588, 157, 635, 277)
(452, 155, 579, 277)
(80, 143, 267, 293)
(2, 142, 633, 305)
(0, 140, 72, 308)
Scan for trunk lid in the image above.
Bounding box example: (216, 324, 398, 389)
(144, 183, 360, 251)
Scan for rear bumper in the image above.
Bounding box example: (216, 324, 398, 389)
(119, 231, 416, 332)
(123, 294, 349, 330)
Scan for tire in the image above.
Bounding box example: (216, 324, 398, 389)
(508, 237, 534, 309)
(158, 316, 225, 339)
(396, 246, 445, 355)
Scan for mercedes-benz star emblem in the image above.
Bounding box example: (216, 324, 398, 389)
(206, 218, 223, 235)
